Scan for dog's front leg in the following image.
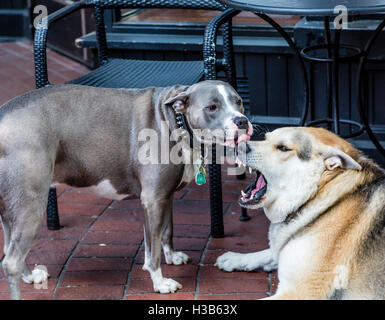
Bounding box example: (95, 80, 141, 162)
(216, 249, 277, 272)
(161, 203, 190, 266)
(141, 195, 182, 293)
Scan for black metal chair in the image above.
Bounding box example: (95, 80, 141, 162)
(34, 0, 242, 237)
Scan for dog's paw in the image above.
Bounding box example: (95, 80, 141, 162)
(215, 252, 246, 272)
(154, 278, 183, 294)
(22, 266, 49, 284)
(166, 251, 190, 265)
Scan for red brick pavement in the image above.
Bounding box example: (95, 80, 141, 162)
(0, 41, 89, 105)
(0, 41, 276, 300)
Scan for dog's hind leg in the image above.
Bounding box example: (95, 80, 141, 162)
(142, 194, 182, 293)
(0, 151, 52, 299)
(161, 203, 190, 266)
(2, 194, 50, 299)
(1, 194, 49, 300)
(1, 210, 48, 288)
(1, 216, 10, 255)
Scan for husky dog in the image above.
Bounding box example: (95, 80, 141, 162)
(217, 127, 385, 299)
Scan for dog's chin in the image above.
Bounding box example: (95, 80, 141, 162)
(238, 197, 265, 209)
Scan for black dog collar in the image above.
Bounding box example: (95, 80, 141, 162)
(175, 112, 206, 164)
(174, 86, 205, 161)
(175, 112, 194, 149)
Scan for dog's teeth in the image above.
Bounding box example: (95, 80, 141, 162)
(250, 193, 255, 200)
(249, 167, 252, 174)
(241, 190, 246, 197)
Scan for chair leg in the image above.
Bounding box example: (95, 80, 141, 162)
(46, 187, 61, 230)
(235, 163, 246, 180)
(237, 172, 246, 180)
(209, 146, 224, 238)
(239, 207, 250, 221)
(209, 164, 224, 238)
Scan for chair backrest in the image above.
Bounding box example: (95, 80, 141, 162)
(85, 0, 227, 11)
(89, 0, 229, 65)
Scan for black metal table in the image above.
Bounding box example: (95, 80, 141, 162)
(221, 0, 385, 156)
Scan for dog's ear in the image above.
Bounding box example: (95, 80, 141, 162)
(323, 148, 362, 171)
(164, 91, 189, 113)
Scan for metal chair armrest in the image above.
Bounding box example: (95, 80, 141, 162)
(203, 8, 240, 81)
(34, 1, 89, 88)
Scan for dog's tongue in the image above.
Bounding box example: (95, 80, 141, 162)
(251, 174, 266, 195)
(241, 172, 267, 201)
(236, 133, 251, 144)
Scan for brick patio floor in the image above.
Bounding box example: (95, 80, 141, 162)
(0, 41, 275, 300)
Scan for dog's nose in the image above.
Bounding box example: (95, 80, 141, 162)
(233, 116, 249, 130)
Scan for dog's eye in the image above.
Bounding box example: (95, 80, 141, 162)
(206, 105, 217, 112)
(277, 145, 291, 152)
(236, 99, 242, 106)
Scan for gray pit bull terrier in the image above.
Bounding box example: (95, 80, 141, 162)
(0, 80, 252, 299)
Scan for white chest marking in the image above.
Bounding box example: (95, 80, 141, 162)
(333, 265, 349, 290)
(82, 179, 129, 201)
(278, 233, 317, 286)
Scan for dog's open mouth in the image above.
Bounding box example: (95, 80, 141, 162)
(239, 171, 267, 207)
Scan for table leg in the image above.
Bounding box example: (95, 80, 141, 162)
(247, 11, 384, 158)
(209, 147, 224, 238)
(47, 187, 61, 230)
(357, 18, 385, 157)
(332, 27, 341, 135)
(254, 13, 310, 126)
(239, 207, 251, 221)
(324, 17, 333, 131)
